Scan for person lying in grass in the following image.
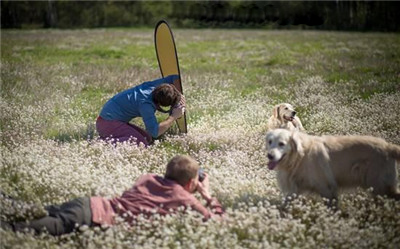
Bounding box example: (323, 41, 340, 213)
(2, 155, 224, 236)
(97, 74, 185, 146)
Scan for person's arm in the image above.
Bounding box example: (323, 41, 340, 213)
(158, 116, 177, 136)
(196, 173, 225, 217)
(196, 172, 212, 202)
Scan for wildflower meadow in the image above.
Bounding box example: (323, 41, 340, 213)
(1, 29, 399, 248)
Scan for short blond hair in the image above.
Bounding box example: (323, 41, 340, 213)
(165, 155, 199, 186)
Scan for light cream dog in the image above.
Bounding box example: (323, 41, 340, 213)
(267, 103, 304, 131)
(266, 129, 400, 206)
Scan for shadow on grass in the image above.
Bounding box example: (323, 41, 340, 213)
(223, 192, 283, 210)
(46, 122, 97, 143)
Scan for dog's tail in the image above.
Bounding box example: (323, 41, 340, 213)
(387, 143, 400, 161)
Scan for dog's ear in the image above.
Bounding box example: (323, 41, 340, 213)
(290, 131, 304, 156)
(273, 105, 280, 118)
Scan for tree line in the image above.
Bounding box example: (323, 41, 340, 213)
(1, 1, 399, 32)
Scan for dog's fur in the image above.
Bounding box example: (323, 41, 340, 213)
(267, 103, 304, 132)
(266, 129, 400, 206)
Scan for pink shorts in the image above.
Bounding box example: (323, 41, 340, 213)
(96, 117, 152, 147)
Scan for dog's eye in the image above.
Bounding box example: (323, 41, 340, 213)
(284, 107, 288, 110)
(278, 142, 285, 147)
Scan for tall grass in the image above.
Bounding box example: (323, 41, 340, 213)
(1, 29, 399, 248)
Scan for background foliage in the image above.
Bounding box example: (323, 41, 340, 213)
(2, 0, 400, 31)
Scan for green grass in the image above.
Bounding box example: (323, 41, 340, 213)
(1, 29, 400, 249)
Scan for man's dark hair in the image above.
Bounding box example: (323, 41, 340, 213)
(152, 84, 181, 108)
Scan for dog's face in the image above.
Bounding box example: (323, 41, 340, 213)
(265, 129, 293, 170)
(274, 103, 297, 122)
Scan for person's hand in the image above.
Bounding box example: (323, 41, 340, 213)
(170, 105, 184, 119)
(179, 95, 186, 107)
(196, 172, 212, 202)
(170, 95, 185, 120)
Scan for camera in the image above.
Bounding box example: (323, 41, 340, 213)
(198, 168, 205, 182)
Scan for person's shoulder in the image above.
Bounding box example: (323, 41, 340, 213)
(165, 74, 179, 78)
(138, 173, 157, 180)
(135, 173, 156, 183)
(138, 100, 155, 109)
(164, 74, 179, 83)
(156, 175, 179, 187)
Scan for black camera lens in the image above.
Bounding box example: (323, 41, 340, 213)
(198, 168, 205, 182)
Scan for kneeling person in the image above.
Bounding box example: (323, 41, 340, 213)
(97, 75, 185, 146)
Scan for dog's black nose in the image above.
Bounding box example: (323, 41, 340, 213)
(292, 111, 296, 116)
(267, 153, 274, 160)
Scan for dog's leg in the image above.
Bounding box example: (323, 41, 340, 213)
(295, 117, 305, 131)
(320, 192, 338, 212)
(387, 191, 400, 200)
(313, 160, 339, 210)
(385, 160, 400, 200)
(373, 182, 400, 200)
(281, 192, 300, 212)
(368, 159, 400, 200)
(306, 154, 339, 209)
(277, 171, 300, 209)
(324, 197, 339, 211)
(316, 183, 338, 211)
(292, 117, 304, 131)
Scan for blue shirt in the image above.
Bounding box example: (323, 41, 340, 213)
(99, 75, 179, 138)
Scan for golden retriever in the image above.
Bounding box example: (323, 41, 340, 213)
(267, 103, 304, 132)
(266, 129, 400, 206)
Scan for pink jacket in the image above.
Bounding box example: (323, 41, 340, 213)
(90, 174, 224, 225)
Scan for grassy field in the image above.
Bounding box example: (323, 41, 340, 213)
(1, 28, 400, 248)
